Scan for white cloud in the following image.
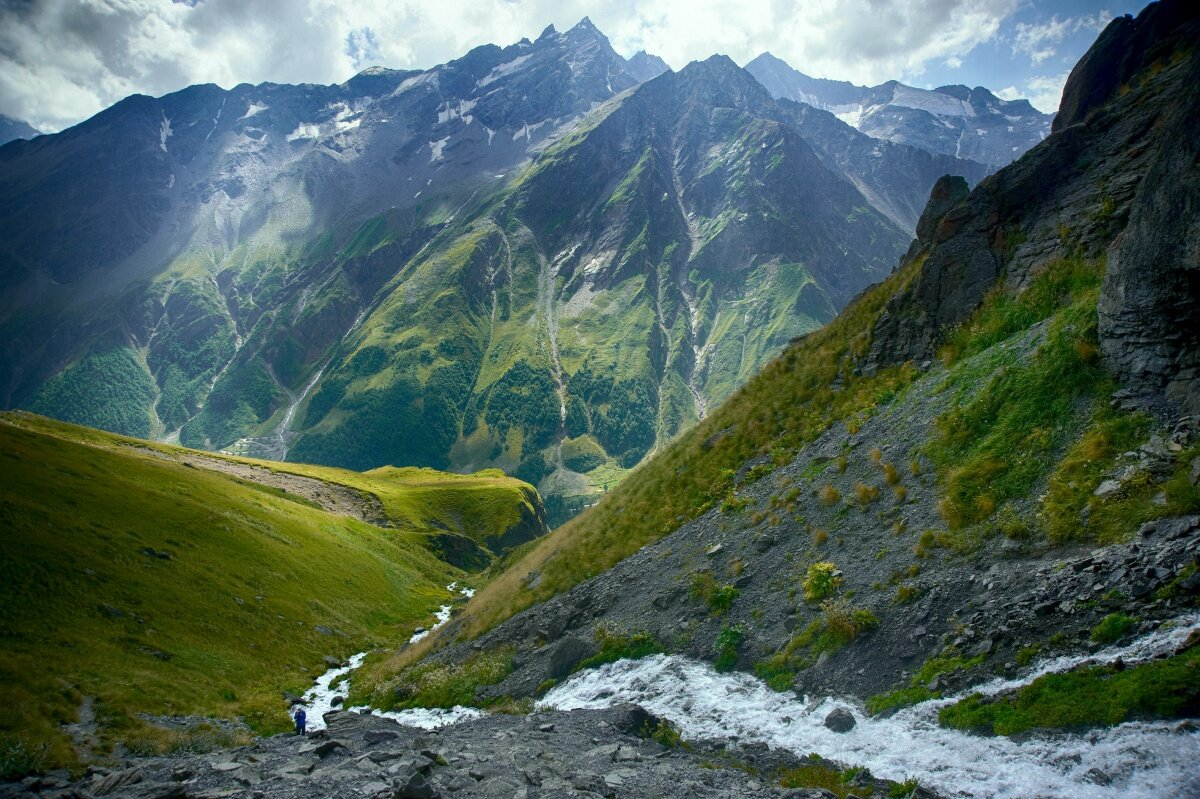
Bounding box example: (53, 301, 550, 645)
(1024, 71, 1071, 114)
(1011, 11, 1114, 65)
(1, 0, 1025, 132)
(995, 85, 1021, 101)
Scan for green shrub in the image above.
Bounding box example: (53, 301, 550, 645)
(714, 625, 745, 672)
(691, 572, 740, 616)
(803, 562, 841, 602)
(820, 600, 878, 645)
(1090, 613, 1136, 644)
(0, 737, 49, 782)
(576, 628, 662, 671)
(1015, 643, 1042, 667)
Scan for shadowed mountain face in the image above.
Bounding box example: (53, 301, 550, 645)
(0, 20, 983, 514)
(746, 53, 1054, 172)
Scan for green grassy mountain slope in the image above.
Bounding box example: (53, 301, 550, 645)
(0, 412, 544, 774)
(284, 56, 909, 519)
(0, 23, 984, 522)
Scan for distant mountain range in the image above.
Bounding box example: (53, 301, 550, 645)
(0, 114, 39, 146)
(745, 53, 1054, 171)
(0, 19, 1034, 517)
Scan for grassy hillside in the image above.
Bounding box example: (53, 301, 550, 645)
(369, 252, 924, 674)
(382, 250, 1198, 685)
(0, 413, 541, 777)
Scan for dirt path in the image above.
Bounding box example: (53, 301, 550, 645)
(126, 444, 391, 526)
(178, 454, 391, 526)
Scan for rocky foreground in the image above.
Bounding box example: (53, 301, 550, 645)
(1, 706, 936, 799)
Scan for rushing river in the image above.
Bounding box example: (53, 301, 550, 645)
(301, 614, 1200, 798)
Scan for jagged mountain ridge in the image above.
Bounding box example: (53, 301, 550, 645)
(746, 52, 1054, 171)
(0, 19, 985, 514)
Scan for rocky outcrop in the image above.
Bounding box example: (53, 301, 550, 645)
(914, 175, 970, 244)
(1097, 8, 1200, 415)
(867, 0, 1200, 402)
(1054, 0, 1199, 132)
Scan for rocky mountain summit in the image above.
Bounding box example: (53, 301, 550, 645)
(745, 53, 1053, 172)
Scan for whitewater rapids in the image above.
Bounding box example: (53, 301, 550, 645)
(542, 614, 1200, 799)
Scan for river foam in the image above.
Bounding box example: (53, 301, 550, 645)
(542, 615, 1200, 799)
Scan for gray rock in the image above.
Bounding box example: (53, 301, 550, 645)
(89, 767, 144, 795)
(546, 636, 594, 680)
(823, 708, 856, 733)
(394, 770, 439, 799)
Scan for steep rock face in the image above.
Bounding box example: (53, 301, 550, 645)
(868, 0, 1200, 398)
(781, 101, 989, 232)
(1097, 22, 1200, 414)
(1054, 0, 1199, 131)
(745, 53, 1053, 172)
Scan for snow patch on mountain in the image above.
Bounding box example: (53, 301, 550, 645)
(478, 54, 533, 88)
(286, 123, 320, 142)
(241, 101, 268, 119)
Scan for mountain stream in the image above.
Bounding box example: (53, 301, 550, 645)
(299, 613, 1200, 798)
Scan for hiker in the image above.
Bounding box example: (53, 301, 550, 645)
(294, 706, 307, 736)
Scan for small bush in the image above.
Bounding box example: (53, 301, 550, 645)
(869, 448, 883, 464)
(819, 485, 841, 506)
(894, 584, 922, 605)
(577, 628, 661, 671)
(721, 494, 750, 514)
(854, 482, 879, 506)
(0, 738, 49, 781)
(996, 505, 1033, 540)
(646, 719, 685, 749)
(821, 600, 878, 644)
(691, 572, 740, 616)
(1091, 613, 1136, 645)
(893, 485, 908, 502)
(836, 454, 848, 473)
(909, 459, 922, 476)
(1015, 644, 1041, 667)
(813, 528, 828, 545)
(714, 625, 745, 672)
(882, 462, 900, 485)
(754, 660, 795, 692)
(890, 778, 921, 798)
(803, 562, 842, 602)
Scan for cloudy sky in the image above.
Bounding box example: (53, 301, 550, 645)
(1, 0, 1144, 132)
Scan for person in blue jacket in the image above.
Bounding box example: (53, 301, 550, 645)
(293, 707, 307, 736)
